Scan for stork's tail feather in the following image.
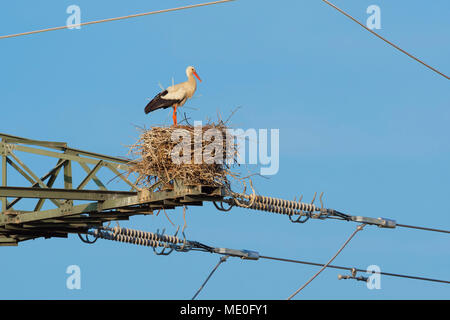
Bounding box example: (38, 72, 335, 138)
(144, 100, 173, 114)
(144, 102, 159, 114)
(144, 91, 181, 115)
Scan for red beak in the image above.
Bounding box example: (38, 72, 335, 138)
(193, 71, 202, 82)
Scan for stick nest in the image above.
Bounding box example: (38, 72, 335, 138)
(128, 122, 239, 189)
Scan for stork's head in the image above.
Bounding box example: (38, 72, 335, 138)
(186, 66, 202, 82)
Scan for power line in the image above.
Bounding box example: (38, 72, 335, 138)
(229, 194, 450, 235)
(397, 223, 450, 234)
(320, 0, 450, 80)
(0, 0, 235, 40)
(260, 255, 450, 285)
(87, 225, 450, 301)
(192, 255, 229, 300)
(287, 224, 366, 299)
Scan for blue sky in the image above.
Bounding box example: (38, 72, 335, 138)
(0, 0, 449, 299)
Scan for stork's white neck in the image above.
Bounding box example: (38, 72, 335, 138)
(186, 73, 197, 98)
(187, 72, 195, 81)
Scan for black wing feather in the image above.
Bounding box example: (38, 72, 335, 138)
(144, 90, 181, 114)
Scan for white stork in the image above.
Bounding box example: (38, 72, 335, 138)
(145, 66, 202, 125)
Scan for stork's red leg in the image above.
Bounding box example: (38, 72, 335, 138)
(172, 105, 178, 126)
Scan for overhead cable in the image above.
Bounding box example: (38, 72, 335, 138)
(0, 0, 235, 40)
(287, 224, 366, 300)
(320, 0, 449, 80)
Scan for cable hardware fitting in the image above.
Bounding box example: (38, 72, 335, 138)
(213, 248, 260, 260)
(228, 191, 400, 231)
(338, 268, 368, 283)
(350, 216, 396, 228)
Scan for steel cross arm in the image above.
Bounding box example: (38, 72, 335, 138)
(1, 153, 6, 212)
(64, 148, 139, 191)
(6, 153, 63, 208)
(0, 187, 137, 201)
(77, 160, 104, 190)
(7, 144, 129, 171)
(65, 147, 130, 165)
(106, 163, 138, 191)
(0, 133, 67, 150)
(7, 158, 67, 210)
(34, 160, 65, 211)
(0, 197, 138, 226)
(77, 161, 107, 190)
(0, 185, 224, 226)
(0, 133, 130, 165)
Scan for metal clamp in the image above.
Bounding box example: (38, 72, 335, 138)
(213, 248, 260, 260)
(350, 216, 396, 228)
(338, 268, 368, 282)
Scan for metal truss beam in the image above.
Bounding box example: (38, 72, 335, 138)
(0, 133, 225, 246)
(0, 186, 137, 201)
